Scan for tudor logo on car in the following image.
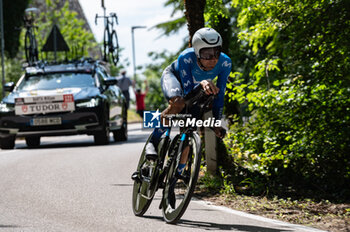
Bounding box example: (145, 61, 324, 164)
(14, 94, 75, 115)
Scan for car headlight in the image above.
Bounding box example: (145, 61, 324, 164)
(76, 98, 100, 108)
(0, 103, 14, 112)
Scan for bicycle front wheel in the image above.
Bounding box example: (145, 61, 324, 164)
(110, 30, 119, 65)
(161, 132, 202, 224)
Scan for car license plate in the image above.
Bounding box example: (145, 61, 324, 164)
(15, 94, 75, 115)
(30, 117, 62, 126)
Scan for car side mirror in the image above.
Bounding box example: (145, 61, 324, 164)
(104, 77, 118, 86)
(4, 82, 15, 92)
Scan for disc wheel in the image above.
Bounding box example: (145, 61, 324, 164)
(132, 135, 158, 216)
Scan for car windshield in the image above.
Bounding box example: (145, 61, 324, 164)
(17, 73, 96, 91)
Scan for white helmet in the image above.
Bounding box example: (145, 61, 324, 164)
(192, 27, 222, 59)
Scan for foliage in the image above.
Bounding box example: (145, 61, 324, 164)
(142, 50, 179, 111)
(1, 0, 101, 101)
(223, 0, 350, 198)
(204, 0, 242, 117)
(0, 58, 24, 97)
(138, 0, 350, 199)
(19, 0, 97, 62)
(153, 0, 186, 37)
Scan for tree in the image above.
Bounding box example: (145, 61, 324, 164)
(3, 0, 30, 58)
(184, 0, 206, 46)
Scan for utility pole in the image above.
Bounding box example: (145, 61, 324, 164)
(131, 26, 146, 80)
(0, 0, 5, 98)
(101, 0, 106, 17)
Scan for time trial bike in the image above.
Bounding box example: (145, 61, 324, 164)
(131, 85, 224, 223)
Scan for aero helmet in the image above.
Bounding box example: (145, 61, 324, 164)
(192, 27, 222, 59)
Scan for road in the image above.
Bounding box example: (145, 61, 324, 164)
(0, 123, 324, 232)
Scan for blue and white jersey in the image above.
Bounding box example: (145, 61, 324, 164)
(174, 47, 232, 120)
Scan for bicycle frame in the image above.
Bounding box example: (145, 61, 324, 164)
(154, 126, 195, 190)
(132, 87, 218, 221)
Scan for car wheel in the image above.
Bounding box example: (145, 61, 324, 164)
(94, 108, 110, 145)
(25, 137, 41, 148)
(0, 136, 15, 149)
(113, 119, 127, 142)
(94, 124, 110, 145)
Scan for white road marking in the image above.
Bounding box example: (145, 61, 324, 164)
(193, 198, 326, 232)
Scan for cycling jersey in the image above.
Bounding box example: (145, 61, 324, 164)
(162, 47, 232, 120)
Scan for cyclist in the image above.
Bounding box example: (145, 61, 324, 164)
(145, 27, 231, 159)
(133, 27, 231, 191)
(133, 27, 231, 209)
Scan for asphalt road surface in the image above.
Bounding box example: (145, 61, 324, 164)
(0, 123, 325, 232)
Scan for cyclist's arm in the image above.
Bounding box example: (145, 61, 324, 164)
(212, 58, 232, 120)
(178, 53, 194, 95)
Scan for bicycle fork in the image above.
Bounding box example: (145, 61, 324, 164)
(176, 132, 191, 176)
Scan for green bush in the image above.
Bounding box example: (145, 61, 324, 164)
(225, 78, 350, 197)
(221, 0, 350, 199)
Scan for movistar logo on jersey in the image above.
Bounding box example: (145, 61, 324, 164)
(143, 110, 162, 128)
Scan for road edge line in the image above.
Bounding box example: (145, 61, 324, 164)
(192, 198, 327, 232)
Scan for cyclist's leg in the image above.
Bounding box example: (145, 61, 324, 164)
(161, 63, 185, 122)
(177, 145, 190, 174)
(175, 106, 201, 175)
(147, 64, 185, 154)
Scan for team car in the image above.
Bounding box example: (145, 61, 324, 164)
(0, 59, 127, 149)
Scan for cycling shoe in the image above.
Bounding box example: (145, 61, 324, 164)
(145, 143, 158, 160)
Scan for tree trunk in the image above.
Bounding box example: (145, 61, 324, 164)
(184, 0, 206, 47)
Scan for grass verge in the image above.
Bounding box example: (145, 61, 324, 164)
(195, 172, 350, 232)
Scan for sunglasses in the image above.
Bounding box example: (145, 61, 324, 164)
(199, 47, 221, 60)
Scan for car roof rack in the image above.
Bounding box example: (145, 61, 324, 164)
(24, 57, 108, 76)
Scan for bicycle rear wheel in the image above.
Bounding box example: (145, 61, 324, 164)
(161, 132, 202, 224)
(24, 30, 38, 64)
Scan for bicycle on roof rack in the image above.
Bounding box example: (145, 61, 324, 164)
(23, 8, 39, 65)
(95, 12, 119, 66)
(131, 85, 226, 224)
